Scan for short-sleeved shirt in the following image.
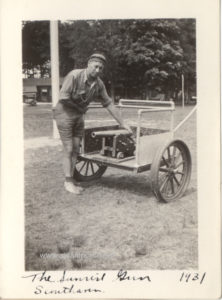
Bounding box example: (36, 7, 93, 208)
(59, 69, 112, 113)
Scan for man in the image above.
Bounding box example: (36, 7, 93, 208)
(54, 53, 131, 194)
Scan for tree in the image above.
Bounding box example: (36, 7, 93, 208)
(22, 19, 196, 102)
(176, 19, 196, 101)
(59, 21, 97, 76)
(22, 21, 50, 77)
(118, 19, 186, 99)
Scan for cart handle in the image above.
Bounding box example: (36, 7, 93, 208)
(173, 105, 197, 132)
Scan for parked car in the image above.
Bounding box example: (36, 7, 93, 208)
(23, 92, 37, 106)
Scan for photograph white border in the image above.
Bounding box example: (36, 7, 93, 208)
(0, 0, 221, 298)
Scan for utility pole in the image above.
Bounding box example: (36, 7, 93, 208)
(182, 74, 185, 108)
(50, 20, 60, 138)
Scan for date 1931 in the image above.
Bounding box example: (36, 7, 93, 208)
(180, 272, 206, 284)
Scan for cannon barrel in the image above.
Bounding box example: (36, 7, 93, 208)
(91, 129, 131, 138)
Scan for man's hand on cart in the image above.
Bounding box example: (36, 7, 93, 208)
(106, 103, 133, 134)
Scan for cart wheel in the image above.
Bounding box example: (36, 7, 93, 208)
(150, 139, 192, 202)
(73, 157, 107, 182)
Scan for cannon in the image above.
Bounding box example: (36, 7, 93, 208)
(91, 129, 135, 159)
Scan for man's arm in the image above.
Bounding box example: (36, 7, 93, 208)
(106, 102, 132, 133)
(98, 79, 132, 133)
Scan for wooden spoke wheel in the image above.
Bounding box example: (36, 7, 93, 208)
(73, 157, 107, 182)
(150, 139, 192, 202)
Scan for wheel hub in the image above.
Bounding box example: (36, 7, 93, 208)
(168, 164, 176, 174)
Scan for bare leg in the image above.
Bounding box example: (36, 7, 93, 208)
(62, 137, 81, 176)
(62, 138, 81, 177)
(72, 136, 81, 172)
(62, 138, 83, 194)
(62, 141, 74, 177)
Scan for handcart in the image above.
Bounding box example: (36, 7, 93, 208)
(73, 100, 192, 202)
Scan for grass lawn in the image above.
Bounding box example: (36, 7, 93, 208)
(24, 103, 197, 270)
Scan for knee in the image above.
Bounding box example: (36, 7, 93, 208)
(73, 145, 80, 155)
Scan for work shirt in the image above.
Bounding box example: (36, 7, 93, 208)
(59, 69, 112, 114)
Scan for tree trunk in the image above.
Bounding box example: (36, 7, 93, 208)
(124, 87, 128, 98)
(145, 87, 151, 100)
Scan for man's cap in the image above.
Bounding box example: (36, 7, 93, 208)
(88, 53, 106, 64)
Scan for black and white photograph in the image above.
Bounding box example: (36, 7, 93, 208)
(0, 0, 221, 299)
(23, 18, 198, 271)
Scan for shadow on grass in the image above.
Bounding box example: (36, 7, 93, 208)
(183, 186, 196, 197)
(88, 174, 154, 198)
(79, 173, 197, 202)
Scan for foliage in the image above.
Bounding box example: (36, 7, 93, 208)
(22, 19, 196, 100)
(22, 21, 50, 77)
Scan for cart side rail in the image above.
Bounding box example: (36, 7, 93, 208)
(88, 99, 175, 111)
(118, 99, 175, 110)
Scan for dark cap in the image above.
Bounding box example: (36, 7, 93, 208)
(88, 53, 106, 64)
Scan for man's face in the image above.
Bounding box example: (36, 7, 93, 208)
(87, 60, 104, 79)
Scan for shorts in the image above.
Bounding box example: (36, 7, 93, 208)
(54, 101, 84, 143)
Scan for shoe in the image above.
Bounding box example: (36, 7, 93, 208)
(73, 179, 82, 187)
(64, 181, 83, 194)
